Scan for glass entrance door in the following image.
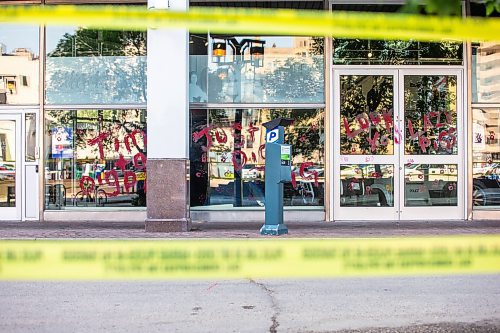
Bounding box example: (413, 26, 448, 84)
(333, 69, 463, 220)
(399, 70, 463, 220)
(0, 114, 21, 220)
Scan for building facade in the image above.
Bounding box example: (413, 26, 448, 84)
(0, 0, 498, 227)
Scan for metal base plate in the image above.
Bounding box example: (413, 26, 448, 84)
(260, 223, 289, 236)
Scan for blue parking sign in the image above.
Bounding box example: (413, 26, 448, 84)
(266, 129, 279, 143)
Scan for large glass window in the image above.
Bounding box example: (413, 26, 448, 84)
(190, 108, 325, 208)
(340, 164, 394, 207)
(472, 108, 500, 208)
(340, 75, 394, 155)
(0, 24, 39, 105)
(404, 75, 458, 155)
(472, 43, 500, 103)
(331, 4, 463, 65)
(44, 109, 147, 210)
(0, 120, 16, 207)
(189, 35, 324, 104)
(25, 113, 36, 162)
(45, 27, 146, 105)
(404, 164, 458, 206)
(333, 39, 463, 66)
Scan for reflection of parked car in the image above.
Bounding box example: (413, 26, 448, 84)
(292, 164, 325, 179)
(473, 178, 500, 206)
(405, 164, 424, 182)
(0, 162, 15, 171)
(340, 165, 394, 207)
(472, 163, 500, 206)
(242, 164, 258, 179)
(0, 162, 15, 181)
(473, 163, 500, 179)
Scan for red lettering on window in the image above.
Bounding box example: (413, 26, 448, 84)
(423, 114, 433, 132)
(192, 127, 213, 149)
(407, 120, 420, 140)
(299, 162, 318, 187)
(87, 132, 109, 160)
(259, 144, 266, 160)
(114, 137, 120, 152)
(357, 114, 370, 130)
(366, 132, 380, 152)
(115, 154, 128, 171)
(232, 122, 242, 131)
(123, 171, 137, 193)
(124, 129, 146, 153)
(133, 152, 147, 170)
(79, 176, 95, 196)
(343, 117, 362, 139)
(247, 122, 259, 143)
(104, 170, 120, 197)
(380, 134, 389, 146)
(232, 151, 248, 171)
(381, 109, 393, 132)
(418, 135, 431, 153)
(444, 112, 453, 125)
(369, 112, 381, 126)
(215, 128, 228, 144)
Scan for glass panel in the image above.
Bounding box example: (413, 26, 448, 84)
(0, 24, 40, 105)
(44, 109, 147, 209)
(190, 108, 325, 208)
(340, 75, 394, 155)
(472, 43, 500, 103)
(25, 113, 36, 162)
(0, 120, 16, 207)
(189, 36, 324, 104)
(404, 164, 457, 206)
(330, 4, 462, 66)
(404, 75, 458, 155)
(472, 108, 500, 208)
(333, 39, 463, 65)
(340, 164, 394, 207)
(45, 27, 147, 105)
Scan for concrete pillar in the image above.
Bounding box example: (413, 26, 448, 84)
(145, 0, 191, 232)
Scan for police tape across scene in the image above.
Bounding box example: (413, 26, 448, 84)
(1, 236, 499, 280)
(0, 5, 499, 42)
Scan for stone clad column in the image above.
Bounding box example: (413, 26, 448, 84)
(145, 0, 191, 232)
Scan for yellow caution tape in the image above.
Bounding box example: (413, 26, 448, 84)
(1, 236, 499, 280)
(0, 5, 499, 41)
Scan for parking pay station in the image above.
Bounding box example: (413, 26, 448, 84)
(260, 118, 294, 235)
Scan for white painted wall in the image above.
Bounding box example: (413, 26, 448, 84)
(147, 0, 189, 159)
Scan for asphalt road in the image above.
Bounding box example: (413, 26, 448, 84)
(1, 275, 499, 333)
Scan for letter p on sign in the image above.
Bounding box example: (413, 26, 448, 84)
(266, 129, 279, 143)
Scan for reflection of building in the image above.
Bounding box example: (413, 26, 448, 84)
(0, 0, 499, 226)
(473, 43, 500, 102)
(0, 47, 39, 104)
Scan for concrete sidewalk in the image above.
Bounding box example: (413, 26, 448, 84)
(1, 220, 499, 239)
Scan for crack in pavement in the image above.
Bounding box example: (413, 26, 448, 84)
(249, 279, 280, 333)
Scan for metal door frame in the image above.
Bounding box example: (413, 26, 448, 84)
(331, 68, 465, 221)
(0, 113, 22, 220)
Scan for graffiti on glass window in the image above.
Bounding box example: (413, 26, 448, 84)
(404, 76, 458, 155)
(190, 109, 325, 207)
(340, 75, 394, 155)
(44, 109, 147, 209)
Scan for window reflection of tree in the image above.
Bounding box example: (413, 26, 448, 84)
(404, 76, 457, 155)
(46, 109, 146, 160)
(340, 75, 393, 155)
(47, 29, 147, 104)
